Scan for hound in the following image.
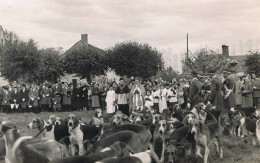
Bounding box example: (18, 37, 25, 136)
(27, 117, 55, 140)
(89, 108, 104, 127)
(110, 113, 132, 127)
(96, 150, 160, 163)
(190, 109, 224, 163)
(54, 116, 66, 126)
(238, 117, 260, 145)
(48, 114, 57, 125)
(67, 114, 101, 155)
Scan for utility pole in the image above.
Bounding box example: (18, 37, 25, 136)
(187, 33, 189, 61)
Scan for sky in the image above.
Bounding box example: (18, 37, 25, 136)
(1, 0, 260, 72)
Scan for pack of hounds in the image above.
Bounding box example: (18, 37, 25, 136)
(0, 105, 260, 163)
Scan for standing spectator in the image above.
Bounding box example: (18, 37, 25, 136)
(1, 86, 11, 113)
(81, 83, 89, 112)
(182, 80, 190, 109)
(235, 75, 244, 107)
(129, 78, 146, 113)
(177, 83, 185, 108)
(29, 84, 39, 113)
(19, 84, 29, 113)
(144, 90, 154, 111)
(209, 75, 225, 110)
(252, 76, 260, 108)
(159, 84, 168, 113)
(188, 72, 202, 109)
(241, 78, 253, 108)
(62, 83, 72, 112)
(92, 83, 101, 110)
(99, 82, 107, 110)
(73, 84, 81, 111)
(115, 78, 130, 115)
(53, 92, 62, 111)
(40, 84, 52, 112)
(168, 84, 178, 108)
(223, 71, 236, 110)
(152, 85, 160, 113)
(106, 85, 116, 114)
(10, 87, 20, 113)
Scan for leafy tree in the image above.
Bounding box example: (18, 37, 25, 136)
(160, 67, 179, 82)
(184, 48, 232, 74)
(244, 52, 260, 77)
(63, 46, 107, 80)
(0, 33, 41, 83)
(106, 41, 164, 79)
(36, 48, 64, 83)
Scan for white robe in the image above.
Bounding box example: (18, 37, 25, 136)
(106, 90, 116, 113)
(159, 88, 168, 113)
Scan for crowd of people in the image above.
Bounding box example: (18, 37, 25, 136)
(0, 71, 260, 114)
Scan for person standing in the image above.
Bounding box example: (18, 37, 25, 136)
(106, 85, 116, 114)
(241, 78, 253, 108)
(91, 82, 101, 110)
(19, 84, 29, 113)
(10, 87, 20, 113)
(129, 78, 146, 113)
(209, 75, 225, 110)
(1, 86, 11, 113)
(223, 71, 236, 110)
(188, 72, 202, 109)
(40, 84, 52, 112)
(115, 78, 130, 115)
(62, 83, 73, 112)
(159, 84, 168, 113)
(152, 85, 160, 113)
(235, 75, 244, 107)
(29, 84, 39, 113)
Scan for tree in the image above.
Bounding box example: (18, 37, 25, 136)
(106, 41, 164, 79)
(160, 67, 179, 82)
(63, 46, 107, 80)
(36, 48, 64, 83)
(0, 33, 41, 83)
(183, 48, 232, 74)
(244, 52, 260, 77)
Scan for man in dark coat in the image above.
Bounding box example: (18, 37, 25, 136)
(115, 78, 130, 115)
(188, 71, 202, 109)
(19, 84, 29, 113)
(223, 71, 236, 110)
(209, 75, 225, 110)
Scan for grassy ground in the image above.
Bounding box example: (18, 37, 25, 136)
(0, 111, 259, 163)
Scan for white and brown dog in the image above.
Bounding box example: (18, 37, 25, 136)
(48, 114, 57, 125)
(190, 110, 224, 163)
(111, 113, 132, 127)
(67, 114, 101, 155)
(89, 108, 104, 127)
(27, 117, 55, 140)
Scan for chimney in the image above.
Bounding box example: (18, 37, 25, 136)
(81, 34, 88, 46)
(222, 45, 229, 57)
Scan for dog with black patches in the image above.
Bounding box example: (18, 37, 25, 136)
(164, 141, 185, 163)
(218, 110, 233, 135)
(27, 117, 55, 140)
(50, 141, 133, 163)
(96, 150, 160, 163)
(89, 108, 104, 127)
(183, 112, 197, 125)
(189, 109, 224, 163)
(238, 117, 260, 146)
(67, 114, 101, 155)
(54, 117, 66, 126)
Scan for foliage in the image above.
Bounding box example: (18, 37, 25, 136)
(37, 48, 64, 83)
(183, 48, 232, 74)
(244, 52, 260, 77)
(106, 41, 164, 79)
(62, 45, 107, 80)
(0, 30, 64, 83)
(160, 67, 179, 82)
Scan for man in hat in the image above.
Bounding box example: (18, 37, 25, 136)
(115, 78, 130, 115)
(188, 71, 202, 109)
(223, 71, 236, 110)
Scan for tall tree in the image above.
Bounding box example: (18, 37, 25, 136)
(106, 41, 164, 79)
(0, 33, 41, 83)
(244, 52, 260, 77)
(63, 46, 107, 80)
(36, 48, 64, 83)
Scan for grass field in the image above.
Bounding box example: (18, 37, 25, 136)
(0, 111, 259, 163)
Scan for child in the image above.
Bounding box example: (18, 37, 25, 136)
(106, 85, 116, 114)
(152, 85, 160, 113)
(144, 90, 154, 111)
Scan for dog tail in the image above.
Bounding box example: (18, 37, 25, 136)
(12, 136, 33, 155)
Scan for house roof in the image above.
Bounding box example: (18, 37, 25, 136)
(229, 55, 247, 72)
(63, 40, 104, 56)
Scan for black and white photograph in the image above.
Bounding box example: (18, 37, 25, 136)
(0, 0, 260, 163)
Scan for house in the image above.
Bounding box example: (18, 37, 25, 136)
(62, 34, 119, 84)
(182, 44, 247, 74)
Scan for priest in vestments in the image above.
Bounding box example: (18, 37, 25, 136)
(129, 78, 146, 113)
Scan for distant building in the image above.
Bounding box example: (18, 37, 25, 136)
(182, 44, 247, 74)
(62, 34, 119, 84)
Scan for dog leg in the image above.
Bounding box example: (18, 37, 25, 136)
(204, 146, 209, 163)
(195, 145, 203, 158)
(71, 144, 76, 156)
(214, 141, 219, 154)
(159, 141, 166, 163)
